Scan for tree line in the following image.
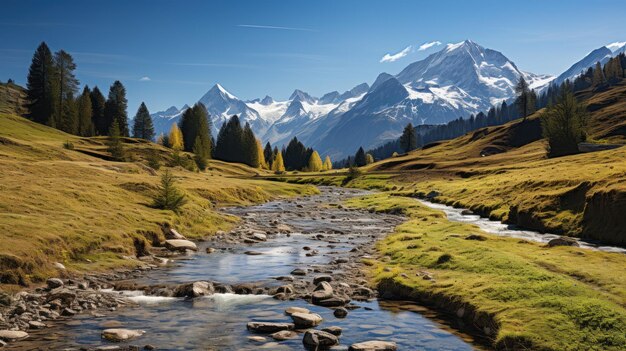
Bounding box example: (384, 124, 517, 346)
(25, 42, 156, 143)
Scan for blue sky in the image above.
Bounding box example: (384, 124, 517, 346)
(2, 0, 626, 114)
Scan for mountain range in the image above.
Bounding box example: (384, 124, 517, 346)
(151, 40, 626, 159)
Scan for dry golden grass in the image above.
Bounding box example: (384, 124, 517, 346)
(0, 113, 317, 287)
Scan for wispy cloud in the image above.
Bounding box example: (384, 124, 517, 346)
(139, 76, 151, 81)
(167, 62, 258, 69)
(418, 41, 442, 51)
(237, 24, 317, 32)
(380, 46, 412, 63)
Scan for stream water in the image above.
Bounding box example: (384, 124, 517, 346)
(418, 199, 626, 254)
(12, 187, 480, 351)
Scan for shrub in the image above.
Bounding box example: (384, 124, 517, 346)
(63, 140, 74, 150)
(146, 150, 161, 170)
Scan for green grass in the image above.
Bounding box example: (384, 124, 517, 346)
(346, 193, 626, 351)
(0, 113, 317, 288)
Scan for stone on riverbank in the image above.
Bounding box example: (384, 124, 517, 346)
(46, 278, 64, 289)
(547, 236, 580, 247)
(0, 330, 29, 341)
(291, 312, 323, 328)
(164, 239, 198, 252)
(285, 307, 309, 315)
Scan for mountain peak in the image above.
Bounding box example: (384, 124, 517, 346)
(289, 89, 316, 103)
(208, 83, 237, 100)
(164, 106, 178, 114)
(261, 95, 274, 105)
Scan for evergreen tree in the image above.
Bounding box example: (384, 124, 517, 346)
(53, 50, 79, 134)
(26, 42, 55, 125)
(307, 151, 323, 172)
(153, 170, 187, 212)
(214, 115, 244, 163)
(354, 147, 367, 167)
(528, 89, 538, 116)
(272, 150, 285, 173)
(191, 103, 212, 157)
(241, 122, 259, 168)
(264, 142, 274, 167)
(284, 137, 307, 170)
(399, 123, 417, 153)
(104, 81, 129, 136)
(193, 136, 209, 171)
(90, 86, 107, 135)
(541, 86, 587, 158)
(323, 156, 332, 171)
(592, 62, 605, 86)
(132, 102, 155, 141)
(77, 86, 94, 136)
(168, 124, 184, 150)
(178, 108, 196, 152)
(515, 76, 530, 120)
(107, 119, 125, 160)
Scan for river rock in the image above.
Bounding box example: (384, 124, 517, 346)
(291, 268, 307, 276)
(251, 233, 267, 241)
(244, 251, 263, 255)
(313, 275, 333, 284)
(164, 239, 198, 252)
(101, 328, 145, 341)
(28, 321, 46, 329)
(247, 322, 294, 333)
(0, 330, 29, 341)
(334, 307, 348, 318)
(315, 296, 346, 307)
(165, 228, 185, 240)
(312, 281, 334, 301)
(322, 326, 342, 336)
(302, 330, 339, 347)
(271, 330, 298, 341)
(174, 281, 213, 298)
(349, 340, 398, 351)
(547, 236, 580, 247)
(291, 312, 323, 328)
(47, 288, 76, 304)
(285, 307, 310, 315)
(46, 278, 64, 289)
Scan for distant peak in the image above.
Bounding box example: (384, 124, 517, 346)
(208, 83, 237, 99)
(289, 89, 315, 102)
(164, 106, 178, 114)
(261, 95, 274, 105)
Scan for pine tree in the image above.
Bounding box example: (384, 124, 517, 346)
(284, 137, 307, 170)
(515, 76, 530, 120)
(192, 103, 212, 157)
(323, 156, 332, 171)
(527, 89, 537, 116)
(107, 119, 125, 160)
(193, 136, 209, 171)
(153, 170, 187, 212)
(399, 123, 417, 153)
(178, 108, 196, 152)
(264, 142, 274, 167)
(53, 50, 79, 134)
(77, 86, 94, 136)
(104, 81, 129, 136)
(272, 150, 286, 173)
(26, 42, 55, 125)
(168, 124, 184, 150)
(354, 147, 367, 167)
(214, 115, 244, 163)
(132, 102, 155, 141)
(307, 151, 323, 172)
(541, 85, 587, 158)
(242, 122, 259, 168)
(90, 86, 107, 135)
(592, 62, 605, 86)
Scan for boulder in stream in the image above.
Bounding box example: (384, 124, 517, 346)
(302, 330, 339, 347)
(164, 239, 198, 252)
(349, 340, 398, 351)
(101, 328, 145, 341)
(290, 312, 323, 328)
(247, 322, 294, 333)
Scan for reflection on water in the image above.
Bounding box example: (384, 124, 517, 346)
(418, 199, 626, 253)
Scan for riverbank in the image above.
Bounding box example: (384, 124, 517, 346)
(344, 192, 626, 351)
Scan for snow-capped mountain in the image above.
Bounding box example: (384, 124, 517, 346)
(151, 104, 188, 137)
(310, 40, 554, 158)
(553, 41, 626, 87)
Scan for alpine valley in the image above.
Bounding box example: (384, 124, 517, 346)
(151, 39, 626, 159)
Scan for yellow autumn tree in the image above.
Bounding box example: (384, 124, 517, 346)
(366, 153, 374, 164)
(256, 139, 267, 169)
(323, 156, 332, 171)
(307, 150, 323, 172)
(272, 151, 285, 173)
(169, 124, 184, 151)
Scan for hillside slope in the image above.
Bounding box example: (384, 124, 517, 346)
(366, 82, 626, 245)
(0, 113, 316, 287)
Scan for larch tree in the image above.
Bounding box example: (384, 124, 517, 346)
(132, 102, 155, 141)
(168, 124, 184, 151)
(90, 86, 107, 135)
(323, 156, 332, 171)
(592, 62, 605, 86)
(26, 42, 55, 126)
(104, 81, 129, 136)
(256, 139, 267, 169)
(272, 150, 285, 173)
(541, 85, 587, 158)
(53, 50, 79, 134)
(399, 123, 417, 153)
(307, 151, 323, 172)
(365, 153, 375, 164)
(77, 86, 94, 136)
(242, 122, 259, 168)
(515, 76, 530, 120)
